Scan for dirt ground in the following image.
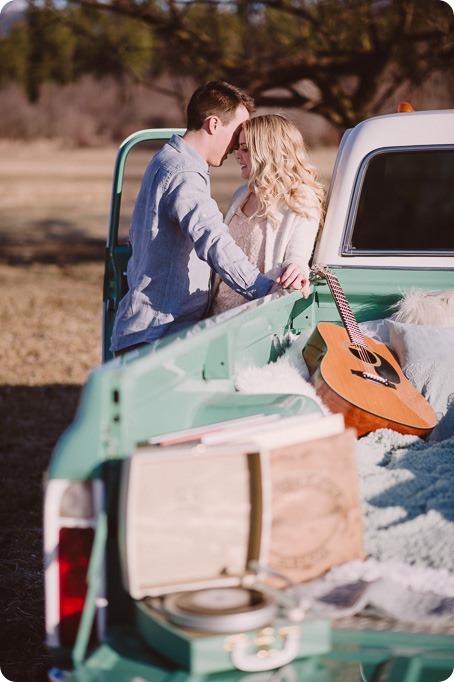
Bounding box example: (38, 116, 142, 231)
(0, 139, 336, 681)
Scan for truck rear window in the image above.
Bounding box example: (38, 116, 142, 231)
(347, 148, 454, 254)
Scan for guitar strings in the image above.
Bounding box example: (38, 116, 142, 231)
(312, 266, 374, 374)
(324, 271, 376, 376)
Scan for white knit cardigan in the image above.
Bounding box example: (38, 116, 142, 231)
(224, 184, 321, 280)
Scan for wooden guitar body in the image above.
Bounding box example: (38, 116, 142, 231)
(303, 322, 437, 438)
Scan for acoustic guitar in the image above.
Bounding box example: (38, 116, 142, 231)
(302, 265, 437, 437)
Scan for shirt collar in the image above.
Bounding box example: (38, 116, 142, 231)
(168, 134, 209, 173)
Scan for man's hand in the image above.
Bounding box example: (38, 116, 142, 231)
(275, 263, 310, 298)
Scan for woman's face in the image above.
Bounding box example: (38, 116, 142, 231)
(235, 129, 251, 180)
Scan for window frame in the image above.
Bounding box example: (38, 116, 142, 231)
(342, 144, 454, 258)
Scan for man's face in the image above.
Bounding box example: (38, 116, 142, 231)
(209, 104, 250, 167)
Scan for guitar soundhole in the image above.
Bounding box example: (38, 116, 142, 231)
(348, 345, 400, 384)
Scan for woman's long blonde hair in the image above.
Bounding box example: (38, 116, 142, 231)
(243, 114, 325, 227)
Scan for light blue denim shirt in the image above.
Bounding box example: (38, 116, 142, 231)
(110, 135, 273, 351)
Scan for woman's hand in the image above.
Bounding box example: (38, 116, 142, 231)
(276, 263, 310, 297)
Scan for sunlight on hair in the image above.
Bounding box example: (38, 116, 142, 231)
(244, 114, 325, 228)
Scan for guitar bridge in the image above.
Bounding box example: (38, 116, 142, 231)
(352, 370, 396, 389)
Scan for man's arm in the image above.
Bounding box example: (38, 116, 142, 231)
(167, 171, 274, 300)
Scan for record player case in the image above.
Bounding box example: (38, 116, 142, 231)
(118, 427, 362, 672)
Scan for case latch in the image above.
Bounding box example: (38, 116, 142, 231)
(224, 626, 300, 672)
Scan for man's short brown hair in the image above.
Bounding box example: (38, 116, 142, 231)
(186, 81, 255, 131)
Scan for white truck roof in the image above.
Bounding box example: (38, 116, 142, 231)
(314, 109, 454, 269)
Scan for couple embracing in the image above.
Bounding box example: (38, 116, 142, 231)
(111, 81, 324, 356)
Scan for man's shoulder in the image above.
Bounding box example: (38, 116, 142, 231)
(153, 137, 183, 169)
(141, 136, 209, 199)
(157, 135, 208, 175)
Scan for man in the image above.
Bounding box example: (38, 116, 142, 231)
(111, 81, 279, 355)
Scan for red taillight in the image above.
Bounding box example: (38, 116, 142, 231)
(58, 527, 95, 647)
(45, 479, 105, 649)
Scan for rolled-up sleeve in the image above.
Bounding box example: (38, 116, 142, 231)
(166, 170, 273, 300)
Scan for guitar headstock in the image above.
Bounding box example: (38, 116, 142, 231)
(310, 264, 331, 280)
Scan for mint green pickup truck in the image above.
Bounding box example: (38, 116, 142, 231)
(44, 109, 454, 681)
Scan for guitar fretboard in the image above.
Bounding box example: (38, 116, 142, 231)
(312, 266, 366, 347)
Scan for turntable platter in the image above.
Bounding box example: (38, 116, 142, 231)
(163, 587, 277, 633)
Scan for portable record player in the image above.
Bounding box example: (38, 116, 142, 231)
(118, 418, 361, 673)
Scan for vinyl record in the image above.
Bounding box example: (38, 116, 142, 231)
(162, 587, 277, 633)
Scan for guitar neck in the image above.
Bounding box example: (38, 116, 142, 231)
(313, 266, 366, 347)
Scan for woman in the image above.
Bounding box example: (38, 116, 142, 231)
(210, 114, 325, 315)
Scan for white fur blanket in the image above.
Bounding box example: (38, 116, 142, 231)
(235, 332, 454, 626)
(235, 330, 328, 412)
(391, 288, 454, 327)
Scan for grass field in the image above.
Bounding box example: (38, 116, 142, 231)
(0, 139, 336, 681)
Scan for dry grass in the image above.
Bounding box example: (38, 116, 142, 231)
(0, 139, 336, 681)
(0, 263, 102, 385)
(0, 141, 108, 678)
